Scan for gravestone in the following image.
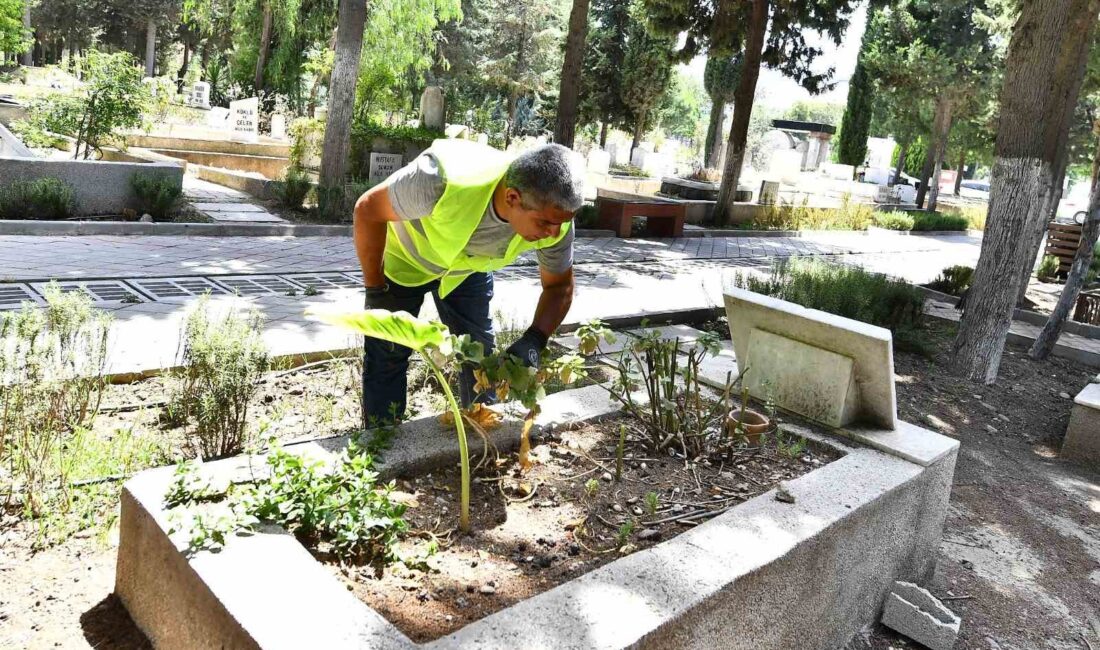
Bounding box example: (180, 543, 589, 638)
(758, 181, 780, 205)
(587, 149, 611, 175)
(445, 123, 469, 139)
(723, 287, 897, 429)
(190, 82, 211, 110)
(205, 106, 230, 130)
(476, 133, 488, 146)
(419, 86, 444, 130)
(368, 152, 403, 185)
(229, 97, 259, 143)
(270, 114, 287, 140)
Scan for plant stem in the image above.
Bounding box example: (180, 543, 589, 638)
(615, 424, 625, 482)
(425, 355, 470, 532)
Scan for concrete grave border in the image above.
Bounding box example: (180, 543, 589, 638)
(116, 383, 957, 649)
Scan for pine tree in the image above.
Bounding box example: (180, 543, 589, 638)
(577, 0, 630, 147)
(620, 0, 674, 157)
(703, 53, 739, 168)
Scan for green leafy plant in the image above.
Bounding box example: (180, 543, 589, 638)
(0, 283, 111, 520)
(0, 178, 75, 221)
(872, 210, 914, 231)
(644, 491, 659, 515)
(170, 299, 270, 459)
(276, 165, 313, 210)
(584, 478, 599, 497)
(1037, 254, 1060, 282)
(616, 520, 635, 546)
(910, 211, 968, 232)
(131, 173, 183, 222)
(927, 265, 974, 296)
(754, 194, 874, 231)
(574, 320, 616, 355)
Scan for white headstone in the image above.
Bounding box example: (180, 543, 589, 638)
(206, 106, 230, 130)
(476, 133, 488, 146)
(586, 149, 611, 175)
(444, 123, 469, 139)
(419, 86, 445, 130)
(270, 113, 287, 140)
(229, 97, 260, 143)
(368, 152, 403, 185)
(190, 82, 211, 110)
(866, 137, 896, 170)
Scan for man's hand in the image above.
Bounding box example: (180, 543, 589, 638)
(364, 284, 402, 312)
(505, 327, 549, 368)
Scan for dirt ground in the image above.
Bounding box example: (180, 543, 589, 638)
(2, 321, 1099, 649)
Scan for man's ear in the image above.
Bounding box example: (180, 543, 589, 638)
(504, 187, 523, 208)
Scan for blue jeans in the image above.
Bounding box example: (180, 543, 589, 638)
(362, 272, 495, 425)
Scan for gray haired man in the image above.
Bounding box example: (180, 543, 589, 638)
(352, 139, 585, 423)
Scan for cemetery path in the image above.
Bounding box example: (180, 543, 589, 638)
(182, 176, 287, 224)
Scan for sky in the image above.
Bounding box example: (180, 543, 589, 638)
(682, 4, 869, 110)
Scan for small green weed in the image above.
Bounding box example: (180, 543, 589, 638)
(276, 165, 313, 210)
(584, 478, 599, 497)
(927, 265, 974, 296)
(644, 491, 659, 516)
(616, 520, 635, 547)
(1037, 255, 1060, 282)
(131, 173, 182, 222)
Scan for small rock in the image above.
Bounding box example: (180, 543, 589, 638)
(637, 528, 660, 541)
(139, 213, 154, 223)
(601, 472, 613, 482)
(612, 504, 623, 513)
(534, 556, 552, 568)
(979, 401, 997, 412)
(568, 543, 581, 556)
(640, 462, 648, 471)
(923, 413, 950, 431)
(984, 424, 998, 434)
(1059, 391, 1071, 399)
(478, 584, 496, 595)
(626, 496, 639, 505)
(775, 482, 796, 504)
(631, 506, 643, 516)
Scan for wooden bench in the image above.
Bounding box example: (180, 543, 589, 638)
(596, 196, 686, 238)
(1045, 222, 1086, 278)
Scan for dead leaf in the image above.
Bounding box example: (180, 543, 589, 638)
(390, 491, 420, 507)
(518, 416, 534, 471)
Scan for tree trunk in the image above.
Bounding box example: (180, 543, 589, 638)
(926, 96, 954, 212)
(177, 40, 191, 93)
(318, 0, 369, 200)
(144, 18, 156, 77)
(705, 101, 726, 169)
(21, 5, 31, 66)
(504, 89, 518, 149)
(1015, 146, 1073, 304)
(712, 0, 768, 226)
(554, 0, 590, 148)
(599, 121, 609, 148)
(1029, 137, 1100, 360)
(954, 149, 966, 196)
(254, 2, 274, 93)
(915, 143, 934, 208)
(891, 143, 907, 187)
(630, 111, 646, 162)
(951, 0, 1099, 384)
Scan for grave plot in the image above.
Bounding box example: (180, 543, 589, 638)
(114, 294, 958, 650)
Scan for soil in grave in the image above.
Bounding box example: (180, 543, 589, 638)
(327, 415, 841, 642)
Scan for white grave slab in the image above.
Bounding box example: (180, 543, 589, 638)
(587, 149, 611, 175)
(206, 107, 230, 130)
(190, 81, 211, 110)
(723, 287, 897, 429)
(270, 114, 287, 140)
(229, 97, 260, 143)
(368, 152, 403, 185)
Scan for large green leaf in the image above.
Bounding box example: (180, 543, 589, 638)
(313, 309, 452, 354)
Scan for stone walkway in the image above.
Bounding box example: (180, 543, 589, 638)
(183, 176, 286, 224)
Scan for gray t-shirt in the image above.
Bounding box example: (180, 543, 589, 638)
(386, 153, 574, 274)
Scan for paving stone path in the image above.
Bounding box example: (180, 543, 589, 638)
(183, 176, 286, 224)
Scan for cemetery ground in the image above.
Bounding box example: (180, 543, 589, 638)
(1, 232, 1099, 649)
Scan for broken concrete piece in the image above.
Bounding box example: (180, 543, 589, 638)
(881, 581, 961, 650)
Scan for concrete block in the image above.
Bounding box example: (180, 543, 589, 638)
(1062, 381, 1100, 465)
(881, 581, 960, 650)
(724, 288, 897, 429)
(743, 327, 858, 427)
(0, 157, 183, 216)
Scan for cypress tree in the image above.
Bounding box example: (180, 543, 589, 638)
(837, 57, 873, 167)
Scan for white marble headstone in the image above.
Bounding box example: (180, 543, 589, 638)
(368, 152, 403, 185)
(190, 82, 211, 110)
(206, 106, 230, 130)
(229, 97, 260, 143)
(270, 113, 287, 140)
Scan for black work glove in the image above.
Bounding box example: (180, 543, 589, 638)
(363, 283, 402, 312)
(505, 327, 549, 368)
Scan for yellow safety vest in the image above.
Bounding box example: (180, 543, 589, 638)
(383, 139, 572, 298)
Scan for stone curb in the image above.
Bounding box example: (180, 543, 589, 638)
(918, 285, 1100, 341)
(880, 581, 961, 650)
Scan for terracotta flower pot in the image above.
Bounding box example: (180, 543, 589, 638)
(727, 408, 771, 445)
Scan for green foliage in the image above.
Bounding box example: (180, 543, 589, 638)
(872, 210, 914, 231)
(0, 0, 30, 54)
(166, 442, 409, 570)
(0, 283, 111, 523)
(171, 299, 270, 459)
(131, 173, 183, 222)
(574, 203, 599, 229)
(276, 165, 313, 210)
(644, 491, 659, 515)
(584, 477, 599, 497)
(837, 58, 874, 166)
(780, 100, 844, 127)
(1036, 255, 1060, 282)
(616, 519, 634, 546)
(731, 258, 927, 350)
(620, 0, 676, 140)
(609, 163, 648, 177)
(927, 265, 974, 296)
(289, 117, 324, 168)
(656, 71, 705, 141)
(910, 211, 968, 231)
(578, 0, 631, 134)
(754, 195, 874, 231)
(60, 51, 147, 159)
(0, 178, 75, 221)
(702, 53, 740, 163)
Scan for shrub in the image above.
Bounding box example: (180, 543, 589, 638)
(276, 166, 313, 210)
(131, 173, 182, 221)
(731, 258, 927, 352)
(1036, 254, 1060, 282)
(754, 194, 874, 231)
(927, 265, 974, 296)
(610, 163, 648, 177)
(911, 211, 968, 231)
(171, 300, 270, 459)
(0, 283, 111, 519)
(0, 178, 75, 220)
(574, 203, 599, 229)
(872, 211, 915, 231)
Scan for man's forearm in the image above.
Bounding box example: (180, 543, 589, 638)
(354, 215, 388, 288)
(531, 282, 573, 338)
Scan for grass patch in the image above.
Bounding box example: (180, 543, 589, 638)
(752, 194, 874, 231)
(730, 258, 931, 355)
(0, 178, 75, 220)
(926, 265, 974, 297)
